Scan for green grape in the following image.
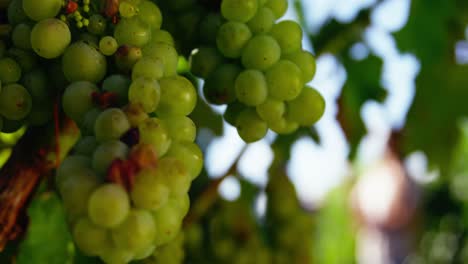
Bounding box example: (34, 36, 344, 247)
(0, 58, 22, 84)
(265, 60, 303, 100)
(22, 0, 61, 21)
(123, 103, 148, 127)
(138, 117, 172, 157)
(114, 17, 151, 47)
(283, 50, 317, 83)
(221, 0, 258, 23)
(131, 168, 170, 210)
(224, 102, 245, 126)
(128, 77, 161, 113)
(165, 142, 203, 180)
(79, 34, 99, 49)
(199, 13, 223, 45)
(270, 20, 302, 54)
(21, 69, 49, 102)
(157, 76, 197, 116)
(137, 0, 162, 29)
(157, 157, 191, 197)
(189, 46, 224, 79)
(236, 108, 268, 142)
(256, 98, 285, 123)
(112, 209, 156, 252)
(62, 81, 98, 123)
(132, 58, 164, 80)
(12, 23, 32, 50)
(7, 48, 37, 72)
(81, 108, 102, 136)
(142, 42, 178, 77)
(92, 140, 129, 175)
(73, 217, 109, 256)
(152, 233, 185, 263)
(99, 36, 118, 56)
(56, 155, 91, 189)
(265, 0, 288, 19)
(119, 1, 138, 18)
(31, 18, 71, 59)
(258, 0, 268, 6)
(235, 70, 268, 106)
(115, 45, 143, 72)
(151, 29, 175, 46)
(247, 7, 275, 33)
(8, 0, 28, 26)
(88, 183, 131, 228)
(163, 116, 196, 142)
(268, 116, 298, 134)
(152, 200, 184, 246)
(203, 63, 241, 105)
(60, 168, 100, 219)
(74, 136, 98, 156)
(102, 74, 131, 106)
(134, 245, 156, 260)
(241, 34, 280, 70)
(62, 41, 107, 83)
(286, 86, 325, 126)
(88, 14, 107, 35)
(94, 108, 131, 142)
(216, 21, 252, 58)
(0, 84, 32, 120)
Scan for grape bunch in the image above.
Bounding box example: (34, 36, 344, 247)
(2, 0, 202, 263)
(188, 0, 326, 142)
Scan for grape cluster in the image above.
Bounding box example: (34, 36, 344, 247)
(1, 0, 203, 263)
(188, 0, 325, 142)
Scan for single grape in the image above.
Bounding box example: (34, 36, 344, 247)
(87, 14, 107, 35)
(0, 84, 32, 120)
(21, 69, 49, 102)
(62, 81, 98, 123)
(151, 29, 175, 46)
(81, 108, 102, 136)
(268, 116, 298, 134)
(94, 108, 131, 142)
(165, 142, 203, 180)
(74, 136, 98, 156)
(224, 102, 245, 126)
(256, 98, 285, 123)
(286, 86, 325, 126)
(132, 57, 164, 80)
(131, 168, 170, 210)
(203, 64, 241, 105)
(152, 200, 184, 245)
(235, 70, 268, 106)
(102, 74, 131, 106)
(119, 1, 138, 18)
(142, 42, 178, 77)
(88, 183, 130, 228)
(7, 48, 37, 72)
(12, 23, 32, 50)
(265, 60, 303, 101)
(270, 20, 302, 54)
(157, 76, 197, 116)
(221, 0, 258, 23)
(99, 245, 134, 264)
(123, 103, 148, 127)
(56, 155, 91, 188)
(111, 209, 156, 252)
(138, 117, 172, 157)
(190, 46, 224, 79)
(137, 0, 162, 29)
(236, 108, 268, 142)
(22, 0, 61, 21)
(99, 36, 118, 56)
(128, 77, 161, 113)
(247, 7, 275, 33)
(265, 0, 288, 19)
(73, 217, 109, 256)
(62, 41, 107, 83)
(7, 0, 28, 26)
(157, 157, 191, 197)
(216, 21, 252, 58)
(163, 116, 196, 143)
(115, 45, 142, 72)
(114, 17, 151, 47)
(241, 34, 280, 70)
(92, 140, 129, 175)
(0, 58, 22, 84)
(31, 18, 71, 59)
(283, 50, 317, 82)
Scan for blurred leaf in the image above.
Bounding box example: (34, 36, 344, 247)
(17, 192, 73, 264)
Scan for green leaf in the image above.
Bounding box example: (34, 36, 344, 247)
(17, 192, 74, 264)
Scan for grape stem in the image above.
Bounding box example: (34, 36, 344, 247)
(183, 145, 248, 227)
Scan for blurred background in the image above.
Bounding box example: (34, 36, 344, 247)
(196, 0, 468, 263)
